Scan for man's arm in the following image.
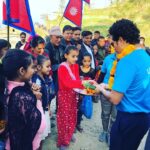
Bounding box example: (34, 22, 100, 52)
(101, 88, 123, 105)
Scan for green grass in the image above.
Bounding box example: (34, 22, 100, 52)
(51, 0, 150, 45)
(34, 0, 150, 46)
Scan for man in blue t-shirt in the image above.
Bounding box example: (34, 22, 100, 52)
(95, 19, 150, 150)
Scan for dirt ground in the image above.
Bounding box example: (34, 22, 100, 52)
(42, 99, 147, 150)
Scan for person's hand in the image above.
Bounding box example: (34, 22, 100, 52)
(33, 91, 42, 100)
(88, 80, 98, 85)
(94, 83, 109, 94)
(31, 83, 41, 92)
(77, 44, 81, 50)
(99, 83, 109, 90)
(82, 80, 87, 86)
(31, 83, 42, 100)
(82, 80, 97, 87)
(94, 84, 104, 94)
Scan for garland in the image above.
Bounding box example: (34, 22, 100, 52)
(108, 44, 136, 89)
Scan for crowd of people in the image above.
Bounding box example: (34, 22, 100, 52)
(0, 19, 150, 150)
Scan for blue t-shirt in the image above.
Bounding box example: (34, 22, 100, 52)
(101, 53, 116, 84)
(113, 49, 150, 113)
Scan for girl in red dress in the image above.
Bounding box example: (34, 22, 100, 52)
(57, 46, 86, 150)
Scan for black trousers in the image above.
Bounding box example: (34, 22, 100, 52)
(145, 129, 150, 150)
(110, 111, 150, 150)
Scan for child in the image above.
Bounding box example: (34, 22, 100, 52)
(57, 46, 87, 150)
(32, 55, 53, 141)
(1, 50, 46, 150)
(76, 53, 95, 132)
(93, 44, 101, 84)
(80, 53, 95, 81)
(0, 39, 11, 150)
(0, 39, 11, 63)
(93, 44, 99, 67)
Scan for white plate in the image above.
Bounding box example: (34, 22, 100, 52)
(74, 88, 94, 95)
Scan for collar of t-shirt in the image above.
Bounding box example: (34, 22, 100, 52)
(83, 43, 95, 69)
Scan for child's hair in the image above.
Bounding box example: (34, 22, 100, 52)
(0, 50, 33, 104)
(82, 52, 92, 60)
(65, 45, 78, 54)
(30, 36, 45, 48)
(37, 55, 49, 66)
(1, 50, 33, 81)
(0, 39, 11, 50)
(0, 39, 11, 58)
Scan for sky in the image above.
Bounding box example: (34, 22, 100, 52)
(0, 0, 111, 27)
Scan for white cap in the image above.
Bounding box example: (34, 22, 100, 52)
(49, 26, 62, 36)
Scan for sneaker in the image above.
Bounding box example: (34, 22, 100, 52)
(99, 131, 107, 142)
(106, 133, 110, 146)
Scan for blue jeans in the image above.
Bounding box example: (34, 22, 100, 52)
(100, 94, 117, 132)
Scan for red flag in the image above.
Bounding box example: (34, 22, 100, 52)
(3, 0, 7, 22)
(3, 0, 19, 23)
(3, 0, 35, 35)
(63, 0, 83, 27)
(84, 0, 90, 4)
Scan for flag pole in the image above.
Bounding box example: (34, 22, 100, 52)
(6, 0, 10, 43)
(59, 0, 65, 26)
(59, 15, 64, 26)
(7, 21, 10, 43)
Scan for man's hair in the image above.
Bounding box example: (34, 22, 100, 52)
(63, 25, 73, 33)
(98, 36, 105, 41)
(94, 31, 100, 34)
(140, 36, 145, 41)
(72, 27, 81, 32)
(82, 31, 93, 38)
(109, 19, 140, 44)
(20, 32, 26, 37)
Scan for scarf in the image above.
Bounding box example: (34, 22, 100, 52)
(108, 44, 136, 89)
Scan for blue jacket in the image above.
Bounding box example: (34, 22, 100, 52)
(32, 74, 55, 111)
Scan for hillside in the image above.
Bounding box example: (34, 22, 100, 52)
(82, 0, 150, 45)
(51, 0, 150, 45)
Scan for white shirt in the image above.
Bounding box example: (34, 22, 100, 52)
(83, 43, 95, 69)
